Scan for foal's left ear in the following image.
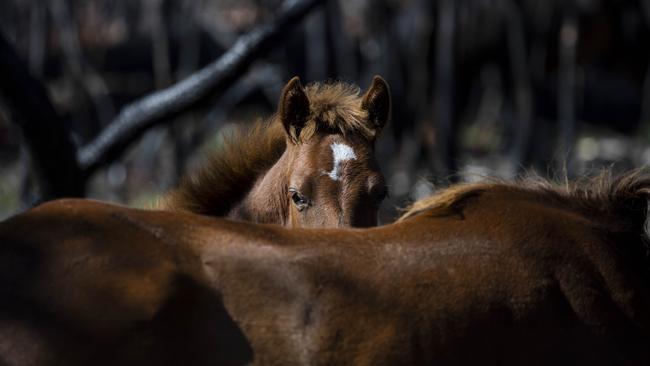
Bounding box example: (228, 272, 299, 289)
(279, 76, 311, 143)
(361, 75, 391, 137)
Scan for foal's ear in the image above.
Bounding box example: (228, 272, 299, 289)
(279, 76, 310, 143)
(361, 75, 391, 136)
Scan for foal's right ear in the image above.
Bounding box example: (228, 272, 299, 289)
(279, 77, 310, 143)
(361, 76, 391, 137)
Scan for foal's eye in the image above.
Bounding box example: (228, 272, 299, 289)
(289, 188, 310, 211)
(375, 188, 389, 205)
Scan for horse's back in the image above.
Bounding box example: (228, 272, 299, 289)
(262, 190, 650, 364)
(2, 189, 650, 365)
(0, 199, 252, 366)
(399, 190, 650, 364)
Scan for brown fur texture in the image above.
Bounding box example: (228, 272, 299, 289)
(162, 77, 390, 228)
(401, 168, 650, 232)
(161, 119, 287, 217)
(4, 169, 650, 364)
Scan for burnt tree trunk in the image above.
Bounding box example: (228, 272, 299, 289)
(0, 33, 84, 199)
(432, 0, 457, 180)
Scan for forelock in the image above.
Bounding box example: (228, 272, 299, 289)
(295, 82, 374, 142)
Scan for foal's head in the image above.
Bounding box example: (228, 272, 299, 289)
(275, 77, 390, 227)
(164, 77, 390, 228)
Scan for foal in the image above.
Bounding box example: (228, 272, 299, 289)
(163, 76, 390, 227)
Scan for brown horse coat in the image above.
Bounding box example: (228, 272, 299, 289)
(1, 171, 650, 365)
(161, 76, 390, 228)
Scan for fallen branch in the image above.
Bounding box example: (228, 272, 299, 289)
(78, 0, 325, 174)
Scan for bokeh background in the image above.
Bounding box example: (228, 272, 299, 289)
(1, 0, 650, 223)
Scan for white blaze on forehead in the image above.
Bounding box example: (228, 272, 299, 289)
(326, 143, 357, 181)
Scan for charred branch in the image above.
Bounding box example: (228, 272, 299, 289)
(78, 0, 325, 175)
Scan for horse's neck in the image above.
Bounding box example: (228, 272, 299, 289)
(228, 154, 289, 225)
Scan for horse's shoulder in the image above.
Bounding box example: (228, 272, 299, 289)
(0, 201, 204, 345)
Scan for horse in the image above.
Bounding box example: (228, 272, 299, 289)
(161, 76, 390, 228)
(1, 169, 650, 365)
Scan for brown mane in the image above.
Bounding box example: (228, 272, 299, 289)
(162, 81, 374, 216)
(400, 168, 650, 232)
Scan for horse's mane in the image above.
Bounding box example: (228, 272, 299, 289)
(400, 168, 650, 233)
(161, 81, 372, 216)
